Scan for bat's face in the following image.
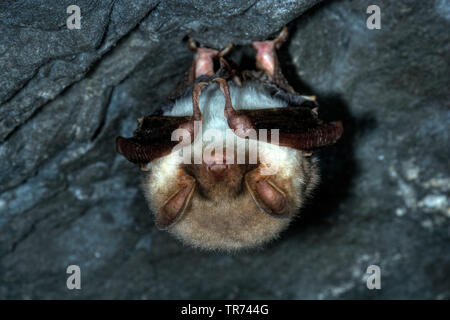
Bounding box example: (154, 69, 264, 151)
(116, 27, 342, 251)
(142, 84, 319, 250)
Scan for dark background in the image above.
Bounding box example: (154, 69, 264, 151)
(0, 0, 449, 299)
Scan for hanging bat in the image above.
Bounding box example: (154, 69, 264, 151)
(116, 27, 343, 251)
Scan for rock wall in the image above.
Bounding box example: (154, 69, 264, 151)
(0, 0, 448, 299)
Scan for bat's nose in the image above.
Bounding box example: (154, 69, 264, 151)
(184, 149, 248, 193)
(205, 163, 231, 179)
(202, 149, 236, 180)
(203, 149, 229, 165)
(203, 156, 231, 179)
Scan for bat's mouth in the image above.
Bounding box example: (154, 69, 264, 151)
(180, 153, 290, 215)
(181, 153, 258, 199)
(154, 155, 296, 250)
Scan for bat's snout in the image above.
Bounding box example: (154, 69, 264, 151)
(204, 163, 231, 179)
(202, 149, 236, 180)
(181, 149, 251, 197)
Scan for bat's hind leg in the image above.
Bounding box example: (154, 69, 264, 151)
(169, 40, 232, 99)
(189, 39, 232, 79)
(252, 26, 295, 94)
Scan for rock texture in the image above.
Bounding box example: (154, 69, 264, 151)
(0, 0, 449, 299)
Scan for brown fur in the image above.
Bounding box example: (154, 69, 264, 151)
(142, 147, 319, 251)
(127, 27, 340, 251)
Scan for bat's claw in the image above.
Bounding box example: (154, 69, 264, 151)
(188, 38, 233, 57)
(218, 43, 233, 58)
(303, 95, 317, 102)
(273, 26, 288, 49)
(188, 37, 198, 52)
(188, 38, 233, 78)
(252, 26, 288, 78)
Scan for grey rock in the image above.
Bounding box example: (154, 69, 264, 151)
(0, 0, 449, 299)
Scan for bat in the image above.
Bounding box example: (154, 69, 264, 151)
(116, 27, 343, 251)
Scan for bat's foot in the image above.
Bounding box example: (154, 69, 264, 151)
(168, 40, 233, 99)
(252, 26, 288, 79)
(188, 38, 233, 79)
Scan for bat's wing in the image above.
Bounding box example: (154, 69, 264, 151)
(233, 107, 343, 151)
(213, 78, 343, 151)
(116, 115, 192, 165)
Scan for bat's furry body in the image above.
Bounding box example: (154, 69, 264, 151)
(165, 82, 287, 130)
(116, 28, 342, 251)
(144, 82, 319, 250)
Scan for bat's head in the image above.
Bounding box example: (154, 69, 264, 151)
(116, 81, 342, 251)
(143, 137, 317, 251)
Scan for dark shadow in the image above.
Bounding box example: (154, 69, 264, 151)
(267, 19, 377, 240)
(218, 28, 377, 244)
(142, 12, 377, 247)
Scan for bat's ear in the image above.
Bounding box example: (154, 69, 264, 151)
(155, 176, 196, 230)
(245, 168, 290, 219)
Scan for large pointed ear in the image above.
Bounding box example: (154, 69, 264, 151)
(116, 115, 194, 165)
(245, 167, 290, 219)
(229, 107, 343, 150)
(155, 175, 196, 230)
